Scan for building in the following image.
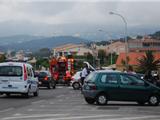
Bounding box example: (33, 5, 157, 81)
(116, 52, 160, 71)
(52, 43, 93, 56)
(105, 41, 125, 55)
(128, 36, 160, 52)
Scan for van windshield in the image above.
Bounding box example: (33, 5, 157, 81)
(0, 66, 22, 76)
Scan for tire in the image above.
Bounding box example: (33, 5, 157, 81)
(6, 93, 10, 97)
(52, 82, 56, 89)
(148, 95, 160, 106)
(33, 89, 39, 97)
(96, 94, 108, 105)
(137, 101, 145, 106)
(72, 82, 80, 90)
(47, 83, 52, 89)
(23, 92, 29, 98)
(85, 98, 95, 104)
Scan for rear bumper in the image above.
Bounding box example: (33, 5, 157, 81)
(82, 90, 98, 99)
(0, 87, 28, 94)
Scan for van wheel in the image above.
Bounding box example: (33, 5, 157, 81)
(96, 94, 107, 105)
(85, 98, 95, 104)
(23, 92, 29, 98)
(33, 89, 39, 97)
(148, 95, 159, 106)
(72, 82, 80, 90)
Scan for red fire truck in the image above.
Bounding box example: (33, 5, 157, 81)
(49, 55, 74, 85)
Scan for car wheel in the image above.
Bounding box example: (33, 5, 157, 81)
(72, 82, 80, 90)
(48, 83, 52, 89)
(96, 94, 107, 105)
(148, 95, 159, 106)
(52, 82, 56, 89)
(85, 98, 95, 104)
(6, 93, 10, 97)
(137, 101, 145, 105)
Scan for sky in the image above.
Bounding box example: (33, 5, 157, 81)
(0, 0, 160, 40)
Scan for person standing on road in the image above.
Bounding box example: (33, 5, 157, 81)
(81, 64, 89, 85)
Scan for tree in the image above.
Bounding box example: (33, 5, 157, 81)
(98, 49, 106, 65)
(137, 51, 160, 73)
(0, 54, 6, 63)
(36, 58, 49, 70)
(121, 56, 130, 69)
(86, 52, 93, 65)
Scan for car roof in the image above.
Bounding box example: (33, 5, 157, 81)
(0, 62, 32, 67)
(95, 69, 121, 73)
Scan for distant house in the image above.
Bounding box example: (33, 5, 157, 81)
(52, 43, 93, 56)
(116, 52, 160, 71)
(128, 36, 160, 52)
(105, 41, 125, 55)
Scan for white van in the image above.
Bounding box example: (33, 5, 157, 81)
(0, 62, 39, 97)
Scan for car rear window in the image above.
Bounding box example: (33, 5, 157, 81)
(85, 72, 97, 83)
(39, 72, 47, 77)
(0, 66, 22, 76)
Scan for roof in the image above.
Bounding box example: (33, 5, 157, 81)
(0, 62, 32, 67)
(95, 69, 121, 73)
(116, 52, 160, 66)
(53, 43, 85, 52)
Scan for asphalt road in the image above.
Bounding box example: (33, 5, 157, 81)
(0, 86, 160, 120)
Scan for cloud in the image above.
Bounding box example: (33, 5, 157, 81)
(0, 0, 159, 37)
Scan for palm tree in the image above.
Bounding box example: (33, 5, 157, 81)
(137, 51, 160, 74)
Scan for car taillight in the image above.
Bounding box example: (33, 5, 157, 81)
(44, 76, 48, 81)
(23, 64, 27, 81)
(90, 85, 97, 90)
(71, 77, 74, 81)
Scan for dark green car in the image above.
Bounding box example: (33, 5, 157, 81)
(82, 70, 160, 106)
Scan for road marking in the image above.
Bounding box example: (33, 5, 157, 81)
(31, 100, 45, 104)
(97, 115, 160, 120)
(2, 114, 69, 120)
(57, 95, 65, 98)
(0, 108, 14, 113)
(42, 114, 121, 120)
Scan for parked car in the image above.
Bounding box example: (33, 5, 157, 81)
(38, 70, 56, 89)
(70, 71, 81, 90)
(0, 62, 39, 97)
(82, 70, 160, 106)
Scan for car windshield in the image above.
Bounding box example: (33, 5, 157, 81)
(0, 66, 22, 76)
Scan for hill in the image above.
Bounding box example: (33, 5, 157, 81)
(2, 36, 88, 51)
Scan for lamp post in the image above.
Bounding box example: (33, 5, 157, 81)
(109, 11, 128, 69)
(98, 29, 113, 65)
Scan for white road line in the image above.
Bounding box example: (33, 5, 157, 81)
(57, 95, 65, 98)
(2, 114, 69, 120)
(42, 114, 122, 120)
(32, 100, 45, 104)
(97, 115, 160, 120)
(0, 108, 14, 113)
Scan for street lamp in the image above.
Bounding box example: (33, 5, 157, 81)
(109, 11, 128, 69)
(98, 29, 113, 65)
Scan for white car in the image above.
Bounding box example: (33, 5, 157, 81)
(70, 71, 81, 90)
(0, 62, 39, 97)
